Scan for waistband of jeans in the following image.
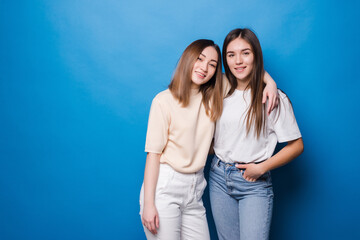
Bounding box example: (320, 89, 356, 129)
(214, 155, 265, 166)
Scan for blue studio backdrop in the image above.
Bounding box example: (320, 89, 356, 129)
(1, 0, 359, 239)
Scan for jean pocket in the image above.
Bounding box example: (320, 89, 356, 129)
(254, 171, 271, 182)
(261, 171, 272, 183)
(241, 170, 270, 183)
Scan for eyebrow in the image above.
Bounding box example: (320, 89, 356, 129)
(200, 53, 218, 63)
(227, 48, 251, 53)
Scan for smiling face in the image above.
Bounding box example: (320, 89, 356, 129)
(226, 37, 254, 90)
(191, 46, 218, 88)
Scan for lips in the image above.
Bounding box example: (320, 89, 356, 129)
(234, 66, 246, 72)
(195, 71, 206, 79)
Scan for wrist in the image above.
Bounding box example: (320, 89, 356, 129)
(267, 80, 277, 88)
(259, 161, 270, 174)
(144, 200, 155, 206)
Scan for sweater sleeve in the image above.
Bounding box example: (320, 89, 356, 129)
(144, 95, 170, 153)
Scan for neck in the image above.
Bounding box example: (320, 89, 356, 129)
(191, 83, 200, 89)
(236, 78, 250, 90)
(189, 87, 200, 95)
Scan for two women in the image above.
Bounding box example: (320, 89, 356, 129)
(140, 28, 295, 239)
(209, 28, 304, 240)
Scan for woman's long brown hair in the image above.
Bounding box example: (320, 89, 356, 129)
(168, 39, 223, 121)
(223, 28, 266, 137)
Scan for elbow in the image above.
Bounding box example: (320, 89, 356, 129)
(297, 138, 304, 156)
(299, 144, 304, 156)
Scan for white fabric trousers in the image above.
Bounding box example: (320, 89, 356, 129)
(140, 163, 210, 240)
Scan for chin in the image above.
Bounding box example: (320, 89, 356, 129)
(193, 78, 207, 86)
(235, 73, 250, 80)
(234, 75, 244, 80)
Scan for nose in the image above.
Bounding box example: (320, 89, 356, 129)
(235, 54, 242, 65)
(200, 61, 208, 72)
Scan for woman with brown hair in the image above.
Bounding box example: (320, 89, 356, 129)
(209, 28, 304, 240)
(139, 38, 278, 239)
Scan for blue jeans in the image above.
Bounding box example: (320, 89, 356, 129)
(209, 155, 274, 240)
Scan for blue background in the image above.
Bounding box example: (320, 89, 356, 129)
(1, 0, 359, 239)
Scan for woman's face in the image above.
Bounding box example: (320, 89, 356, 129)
(226, 38, 254, 82)
(191, 46, 218, 88)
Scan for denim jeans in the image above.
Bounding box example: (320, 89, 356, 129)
(209, 155, 274, 240)
(140, 163, 210, 240)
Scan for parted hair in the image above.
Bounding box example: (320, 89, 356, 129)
(169, 39, 223, 122)
(223, 28, 266, 137)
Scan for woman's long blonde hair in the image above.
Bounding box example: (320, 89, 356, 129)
(169, 39, 223, 121)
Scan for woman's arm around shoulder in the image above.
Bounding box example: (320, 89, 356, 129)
(263, 71, 280, 115)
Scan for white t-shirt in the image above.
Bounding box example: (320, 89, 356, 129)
(214, 89, 301, 163)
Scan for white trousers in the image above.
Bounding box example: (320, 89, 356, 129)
(140, 163, 210, 240)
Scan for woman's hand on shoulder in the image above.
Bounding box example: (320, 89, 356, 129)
(142, 204, 159, 235)
(263, 71, 279, 115)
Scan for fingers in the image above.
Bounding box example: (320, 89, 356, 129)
(243, 172, 257, 182)
(142, 216, 159, 235)
(264, 92, 271, 115)
(155, 215, 159, 229)
(149, 221, 157, 235)
(236, 164, 256, 181)
(267, 101, 272, 116)
(235, 164, 247, 169)
(147, 221, 157, 235)
(266, 93, 279, 115)
(267, 93, 274, 115)
(240, 167, 258, 182)
(272, 91, 280, 113)
(273, 93, 278, 108)
(262, 91, 267, 104)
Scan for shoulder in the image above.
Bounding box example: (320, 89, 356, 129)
(269, 89, 295, 119)
(277, 89, 293, 106)
(150, 89, 175, 112)
(152, 89, 173, 103)
(268, 90, 293, 118)
(278, 89, 289, 100)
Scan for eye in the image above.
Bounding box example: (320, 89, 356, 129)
(227, 53, 234, 58)
(209, 63, 217, 68)
(198, 57, 203, 61)
(243, 51, 250, 55)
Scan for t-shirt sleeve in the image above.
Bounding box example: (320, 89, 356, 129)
(270, 92, 302, 143)
(145, 96, 170, 153)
